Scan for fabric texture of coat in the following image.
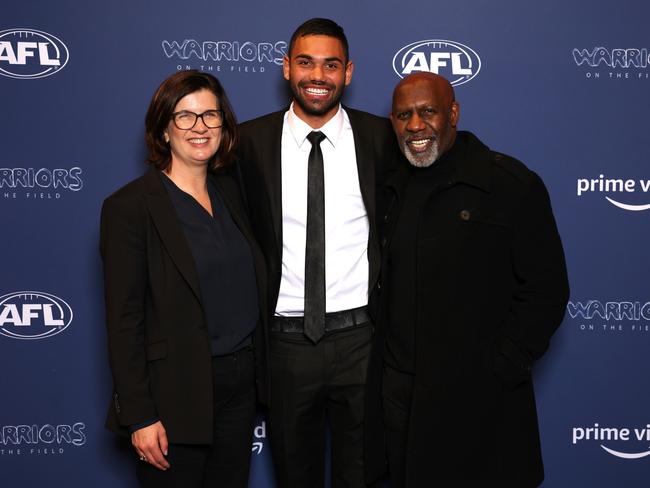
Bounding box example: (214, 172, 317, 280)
(372, 131, 570, 487)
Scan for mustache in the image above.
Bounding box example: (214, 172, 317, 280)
(298, 80, 336, 90)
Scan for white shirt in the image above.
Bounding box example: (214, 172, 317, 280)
(276, 104, 369, 316)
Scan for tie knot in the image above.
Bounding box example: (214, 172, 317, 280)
(307, 131, 326, 146)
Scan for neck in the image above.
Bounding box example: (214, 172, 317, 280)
(292, 102, 339, 129)
(164, 162, 208, 195)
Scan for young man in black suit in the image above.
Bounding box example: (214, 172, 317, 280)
(237, 17, 394, 488)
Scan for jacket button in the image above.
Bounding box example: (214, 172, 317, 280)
(381, 237, 387, 247)
(383, 214, 389, 223)
(460, 210, 471, 221)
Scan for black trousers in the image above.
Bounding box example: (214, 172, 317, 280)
(382, 364, 414, 488)
(136, 347, 256, 488)
(268, 323, 373, 488)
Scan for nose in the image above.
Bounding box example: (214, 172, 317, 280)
(192, 115, 209, 132)
(406, 113, 425, 132)
(310, 64, 325, 82)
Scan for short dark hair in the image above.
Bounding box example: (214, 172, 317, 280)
(144, 70, 238, 171)
(288, 18, 349, 61)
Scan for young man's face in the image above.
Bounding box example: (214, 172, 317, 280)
(283, 34, 353, 126)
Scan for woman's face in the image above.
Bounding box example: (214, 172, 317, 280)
(164, 88, 222, 169)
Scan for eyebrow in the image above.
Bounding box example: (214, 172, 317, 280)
(294, 54, 344, 63)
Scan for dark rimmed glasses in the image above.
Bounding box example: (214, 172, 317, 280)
(171, 109, 223, 130)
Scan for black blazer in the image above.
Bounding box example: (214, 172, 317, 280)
(100, 168, 267, 444)
(237, 107, 397, 483)
(236, 107, 396, 318)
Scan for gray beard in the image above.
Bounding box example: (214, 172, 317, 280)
(402, 139, 440, 168)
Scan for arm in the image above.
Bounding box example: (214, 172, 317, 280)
(495, 172, 570, 388)
(100, 194, 170, 469)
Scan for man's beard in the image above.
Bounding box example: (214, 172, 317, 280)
(401, 137, 440, 168)
(291, 81, 344, 117)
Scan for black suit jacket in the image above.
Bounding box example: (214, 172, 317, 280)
(237, 106, 395, 319)
(237, 106, 396, 483)
(100, 168, 267, 443)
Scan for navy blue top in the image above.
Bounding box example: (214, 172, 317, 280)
(161, 173, 259, 356)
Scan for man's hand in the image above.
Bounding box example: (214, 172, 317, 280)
(132, 421, 170, 470)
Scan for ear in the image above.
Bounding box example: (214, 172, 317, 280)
(282, 55, 290, 81)
(344, 60, 354, 86)
(164, 131, 170, 143)
(450, 101, 460, 128)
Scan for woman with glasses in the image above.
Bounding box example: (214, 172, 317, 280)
(100, 70, 267, 487)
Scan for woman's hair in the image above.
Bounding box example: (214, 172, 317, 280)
(144, 70, 238, 171)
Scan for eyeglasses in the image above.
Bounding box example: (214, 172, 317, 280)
(171, 109, 223, 130)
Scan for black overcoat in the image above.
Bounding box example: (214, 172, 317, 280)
(371, 131, 570, 486)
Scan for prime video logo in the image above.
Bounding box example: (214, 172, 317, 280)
(251, 421, 266, 454)
(0, 291, 73, 340)
(0, 28, 69, 79)
(573, 423, 650, 459)
(576, 174, 650, 211)
(393, 39, 481, 86)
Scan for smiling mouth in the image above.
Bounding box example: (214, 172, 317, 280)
(188, 138, 208, 144)
(407, 137, 434, 152)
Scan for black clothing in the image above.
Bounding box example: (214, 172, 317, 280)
(161, 174, 258, 356)
(371, 131, 569, 487)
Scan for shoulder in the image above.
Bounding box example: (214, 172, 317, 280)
(102, 171, 158, 216)
(239, 110, 286, 136)
(344, 106, 391, 132)
(462, 132, 539, 193)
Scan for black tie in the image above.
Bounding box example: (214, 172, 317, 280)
(304, 131, 327, 343)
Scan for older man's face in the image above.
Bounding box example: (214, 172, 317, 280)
(391, 77, 458, 167)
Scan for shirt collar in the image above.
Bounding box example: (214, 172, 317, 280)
(287, 102, 345, 148)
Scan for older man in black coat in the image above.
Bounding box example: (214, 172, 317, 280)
(371, 72, 570, 487)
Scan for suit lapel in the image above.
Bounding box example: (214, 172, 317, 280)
(346, 108, 376, 231)
(211, 172, 255, 244)
(143, 170, 202, 303)
(261, 112, 285, 254)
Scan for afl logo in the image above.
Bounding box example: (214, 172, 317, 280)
(0, 291, 73, 340)
(0, 29, 69, 79)
(393, 39, 481, 86)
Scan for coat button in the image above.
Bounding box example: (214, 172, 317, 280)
(381, 237, 387, 247)
(383, 214, 389, 223)
(460, 210, 471, 221)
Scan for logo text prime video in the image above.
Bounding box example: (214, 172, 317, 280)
(572, 423, 650, 459)
(0, 292, 73, 340)
(393, 39, 481, 86)
(576, 174, 650, 211)
(162, 39, 286, 73)
(0, 423, 86, 456)
(0, 29, 69, 79)
(572, 47, 650, 80)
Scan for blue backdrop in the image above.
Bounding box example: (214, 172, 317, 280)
(1, 1, 649, 486)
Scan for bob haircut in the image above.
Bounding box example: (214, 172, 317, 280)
(288, 18, 349, 62)
(144, 70, 238, 171)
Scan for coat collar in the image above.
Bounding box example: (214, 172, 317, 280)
(142, 169, 203, 303)
(385, 131, 492, 196)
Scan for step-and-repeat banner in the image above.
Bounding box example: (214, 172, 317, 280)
(1, 1, 648, 486)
